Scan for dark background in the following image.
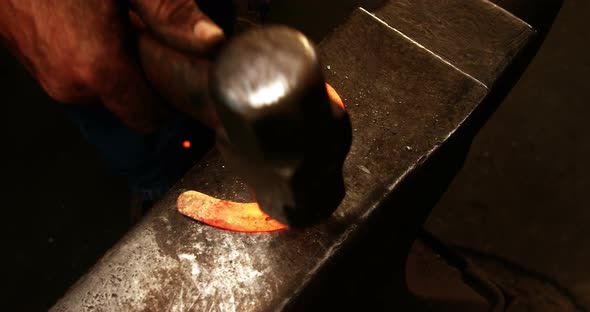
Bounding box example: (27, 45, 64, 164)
(1, 0, 588, 311)
(426, 0, 590, 309)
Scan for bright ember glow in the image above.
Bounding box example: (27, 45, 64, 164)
(182, 140, 192, 149)
(177, 190, 287, 233)
(325, 83, 345, 109)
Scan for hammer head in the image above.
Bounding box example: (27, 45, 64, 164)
(210, 25, 352, 227)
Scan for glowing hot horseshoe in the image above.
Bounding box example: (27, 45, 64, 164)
(177, 190, 288, 233)
(326, 83, 345, 109)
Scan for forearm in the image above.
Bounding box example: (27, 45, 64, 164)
(0, 2, 25, 48)
(0, 1, 41, 78)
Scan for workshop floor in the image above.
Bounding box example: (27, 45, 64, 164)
(424, 0, 590, 310)
(1, 1, 588, 311)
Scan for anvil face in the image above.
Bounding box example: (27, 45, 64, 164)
(52, 0, 561, 311)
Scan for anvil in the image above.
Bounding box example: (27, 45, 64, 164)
(51, 0, 562, 311)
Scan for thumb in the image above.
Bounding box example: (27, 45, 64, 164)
(130, 0, 225, 53)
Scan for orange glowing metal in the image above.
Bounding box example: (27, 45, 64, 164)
(326, 83, 345, 109)
(177, 190, 288, 233)
(177, 84, 345, 233)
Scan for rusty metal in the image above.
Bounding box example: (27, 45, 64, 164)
(50, 0, 561, 311)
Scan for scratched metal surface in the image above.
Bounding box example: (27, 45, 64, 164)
(373, 0, 534, 86)
(51, 1, 545, 311)
(489, 0, 563, 35)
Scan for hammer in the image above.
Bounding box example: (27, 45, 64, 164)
(140, 19, 352, 227)
(210, 26, 352, 227)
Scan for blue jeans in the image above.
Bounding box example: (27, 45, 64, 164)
(66, 105, 214, 203)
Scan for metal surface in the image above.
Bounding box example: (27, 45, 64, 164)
(51, 0, 559, 311)
(373, 0, 533, 86)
